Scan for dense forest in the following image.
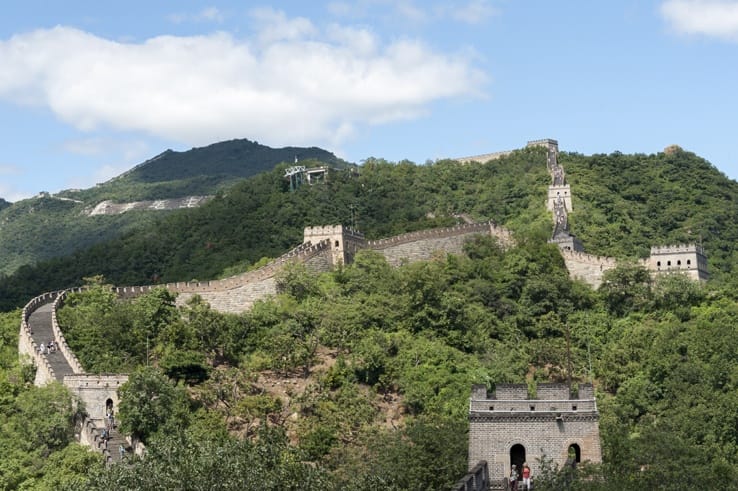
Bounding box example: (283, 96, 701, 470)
(1, 145, 738, 489)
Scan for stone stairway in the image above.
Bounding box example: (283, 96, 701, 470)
(27, 302, 75, 380)
(97, 425, 130, 464)
(27, 298, 134, 464)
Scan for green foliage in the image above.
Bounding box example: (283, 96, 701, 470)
(83, 425, 334, 491)
(6, 143, 738, 488)
(117, 366, 190, 442)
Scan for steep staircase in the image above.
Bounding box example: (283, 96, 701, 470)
(27, 301, 74, 380)
(26, 297, 132, 464)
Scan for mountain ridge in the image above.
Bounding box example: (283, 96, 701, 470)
(0, 138, 346, 277)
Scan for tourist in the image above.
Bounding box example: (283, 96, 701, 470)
(510, 464, 519, 491)
(522, 462, 531, 490)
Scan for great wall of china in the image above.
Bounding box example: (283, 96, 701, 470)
(18, 138, 709, 464)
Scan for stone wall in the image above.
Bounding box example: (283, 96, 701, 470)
(454, 150, 515, 164)
(106, 239, 334, 314)
(559, 250, 618, 288)
(18, 292, 60, 385)
(367, 222, 513, 267)
(64, 374, 128, 422)
(52, 293, 85, 374)
(644, 243, 709, 281)
(468, 383, 601, 481)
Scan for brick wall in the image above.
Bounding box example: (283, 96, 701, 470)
(468, 383, 602, 479)
(368, 222, 513, 267)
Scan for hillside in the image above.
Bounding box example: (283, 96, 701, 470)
(0, 146, 552, 310)
(0, 139, 346, 277)
(4, 144, 738, 310)
(3, 143, 738, 489)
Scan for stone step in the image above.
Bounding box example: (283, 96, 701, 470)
(28, 302, 75, 380)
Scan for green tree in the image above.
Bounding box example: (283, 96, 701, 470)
(117, 367, 189, 442)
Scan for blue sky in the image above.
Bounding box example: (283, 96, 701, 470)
(1, 0, 737, 201)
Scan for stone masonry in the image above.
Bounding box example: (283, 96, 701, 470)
(469, 383, 601, 484)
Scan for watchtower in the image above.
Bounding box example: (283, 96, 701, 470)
(646, 243, 708, 281)
(468, 383, 601, 486)
(303, 225, 366, 266)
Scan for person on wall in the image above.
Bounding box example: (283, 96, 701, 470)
(509, 464, 519, 491)
(522, 462, 532, 490)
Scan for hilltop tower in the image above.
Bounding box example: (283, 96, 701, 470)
(541, 139, 583, 253)
(645, 243, 708, 282)
(303, 225, 366, 266)
(468, 383, 601, 486)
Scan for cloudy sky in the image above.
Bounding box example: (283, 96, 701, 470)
(1, 0, 737, 201)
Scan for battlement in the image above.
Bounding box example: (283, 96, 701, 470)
(454, 150, 515, 164)
(469, 381, 601, 481)
(304, 224, 365, 242)
(526, 138, 559, 150)
(470, 383, 597, 413)
(650, 243, 705, 255)
(367, 222, 512, 250)
(645, 242, 708, 281)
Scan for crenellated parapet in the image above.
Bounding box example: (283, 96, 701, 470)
(52, 292, 85, 374)
(303, 225, 366, 266)
(468, 382, 601, 486)
(64, 374, 128, 422)
(19, 292, 62, 385)
(644, 243, 708, 281)
(454, 150, 516, 164)
(367, 222, 512, 250)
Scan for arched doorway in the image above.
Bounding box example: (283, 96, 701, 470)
(566, 443, 581, 467)
(510, 444, 526, 481)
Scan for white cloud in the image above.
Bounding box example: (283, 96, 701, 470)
(169, 7, 225, 24)
(661, 0, 738, 40)
(0, 13, 486, 150)
(327, 0, 497, 25)
(447, 0, 498, 25)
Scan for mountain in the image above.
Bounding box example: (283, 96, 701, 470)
(3, 142, 738, 489)
(0, 139, 346, 277)
(4, 143, 738, 310)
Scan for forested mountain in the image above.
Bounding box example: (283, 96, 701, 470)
(4, 145, 738, 308)
(2, 143, 738, 489)
(0, 139, 346, 277)
(0, 198, 10, 210)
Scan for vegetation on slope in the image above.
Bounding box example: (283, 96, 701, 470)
(0, 138, 346, 278)
(4, 233, 738, 489)
(3, 144, 738, 488)
(0, 146, 551, 310)
(565, 146, 738, 284)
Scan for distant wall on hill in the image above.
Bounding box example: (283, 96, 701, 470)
(368, 222, 513, 267)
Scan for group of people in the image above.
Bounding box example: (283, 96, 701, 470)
(37, 340, 58, 355)
(509, 462, 532, 491)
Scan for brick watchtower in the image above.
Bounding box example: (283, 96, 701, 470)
(645, 243, 708, 282)
(302, 225, 366, 266)
(468, 383, 601, 487)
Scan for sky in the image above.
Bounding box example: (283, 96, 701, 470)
(1, 0, 738, 201)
